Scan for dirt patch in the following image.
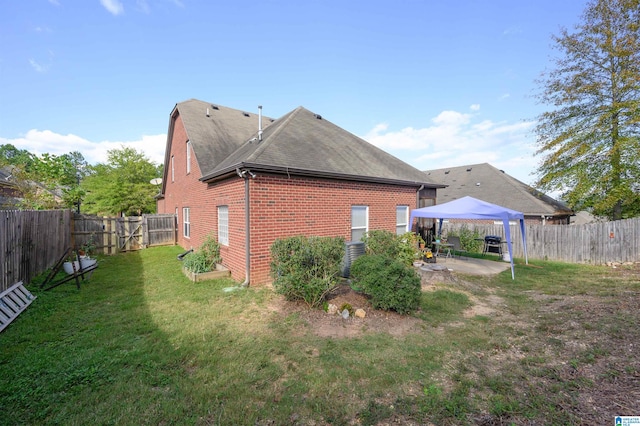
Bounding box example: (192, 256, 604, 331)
(271, 284, 424, 338)
(269, 268, 507, 339)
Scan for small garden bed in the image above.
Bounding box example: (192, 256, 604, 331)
(182, 263, 230, 282)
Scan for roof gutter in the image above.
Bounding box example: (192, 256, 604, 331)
(202, 163, 444, 189)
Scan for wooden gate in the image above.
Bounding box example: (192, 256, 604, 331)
(117, 216, 144, 252)
(72, 214, 176, 254)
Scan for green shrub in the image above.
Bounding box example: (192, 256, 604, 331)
(446, 226, 483, 253)
(397, 232, 425, 266)
(199, 233, 222, 265)
(350, 254, 421, 314)
(182, 250, 213, 273)
(361, 230, 424, 266)
(361, 229, 399, 258)
(270, 235, 345, 308)
(182, 233, 221, 273)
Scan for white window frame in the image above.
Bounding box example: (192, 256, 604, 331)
(171, 155, 175, 182)
(186, 140, 191, 174)
(218, 205, 229, 246)
(396, 205, 409, 235)
(183, 207, 190, 238)
(351, 205, 368, 242)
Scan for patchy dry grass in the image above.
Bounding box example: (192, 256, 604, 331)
(1, 248, 638, 425)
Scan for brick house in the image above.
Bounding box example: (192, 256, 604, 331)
(424, 163, 574, 225)
(0, 167, 21, 208)
(157, 99, 442, 285)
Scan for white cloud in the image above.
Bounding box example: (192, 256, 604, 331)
(29, 59, 48, 73)
(100, 0, 124, 15)
(470, 104, 480, 111)
(361, 109, 538, 185)
(0, 130, 166, 166)
(499, 93, 511, 100)
(48, 0, 60, 5)
(29, 51, 54, 73)
(503, 26, 523, 36)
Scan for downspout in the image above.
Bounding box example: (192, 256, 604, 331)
(415, 185, 424, 231)
(237, 168, 252, 287)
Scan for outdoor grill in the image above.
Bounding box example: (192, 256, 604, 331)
(483, 235, 503, 255)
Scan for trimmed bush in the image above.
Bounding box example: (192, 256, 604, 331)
(350, 254, 421, 314)
(270, 235, 345, 308)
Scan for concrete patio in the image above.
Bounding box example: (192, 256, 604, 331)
(418, 255, 511, 276)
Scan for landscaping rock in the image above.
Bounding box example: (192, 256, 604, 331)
(327, 304, 338, 315)
(355, 308, 366, 318)
(341, 309, 350, 319)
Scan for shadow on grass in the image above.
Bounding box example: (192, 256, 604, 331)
(0, 247, 195, 424)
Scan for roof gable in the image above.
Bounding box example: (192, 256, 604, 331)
(424, 163, 572, 217)
(172, 99, 274, 176)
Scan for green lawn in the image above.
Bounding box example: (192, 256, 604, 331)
(1, 246, 638, 425)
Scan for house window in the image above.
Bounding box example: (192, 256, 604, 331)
(171, 156, 175, 182)
(396, 205, 409, 235)
(218, 206, 229, 245)
(351, 205, 368, 242)
(186, 140, 191, 174)
(183, 207, 190, 238)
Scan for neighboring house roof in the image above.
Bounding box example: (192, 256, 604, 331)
(570, 210, 599, 225)
(0, 167, 22, 208)
(169, 99, 441, 188)
(423, 163, 573, 218)
(0, 165, 67, 208)
(0, 166, 13, 182)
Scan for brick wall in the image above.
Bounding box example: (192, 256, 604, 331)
(247, 174, 417, 284)
(157, 114, 206, 250)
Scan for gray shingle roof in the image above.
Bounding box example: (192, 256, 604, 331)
(178, 100, 440, 187)
(172, 99, 274, 177)
(423, 163, 573, 217)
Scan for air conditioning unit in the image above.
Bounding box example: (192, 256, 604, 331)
(341, 241, 365, 278)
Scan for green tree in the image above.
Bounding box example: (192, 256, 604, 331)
(0, 144, 36, 169)
(82, 146, 160, 216)
(534, 0, 640, 220)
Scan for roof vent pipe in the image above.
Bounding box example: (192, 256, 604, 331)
(258, 105, 263, 142)
(206, 107, 210, 117)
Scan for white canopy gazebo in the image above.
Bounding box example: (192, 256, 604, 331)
(409, 196, 528, 279)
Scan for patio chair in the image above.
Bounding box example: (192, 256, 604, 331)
(447, 236, 465, 258)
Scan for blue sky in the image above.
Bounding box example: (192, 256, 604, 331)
(1, 0, 587, 187)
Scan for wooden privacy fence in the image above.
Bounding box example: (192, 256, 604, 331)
(1, 209, 71, 292)
(72, 214, 177, 255)
(442, 217, 640, 264)
(1, 211, 176, 293)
